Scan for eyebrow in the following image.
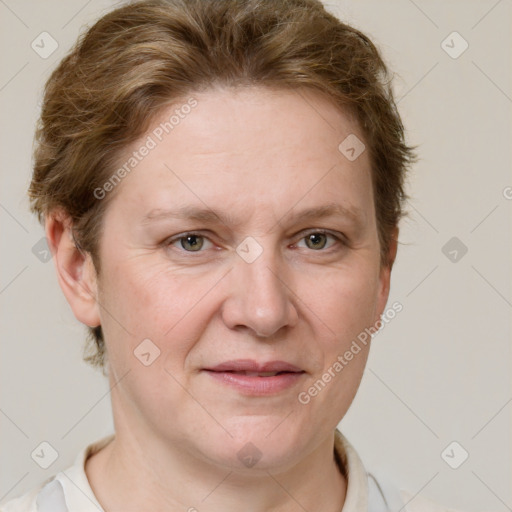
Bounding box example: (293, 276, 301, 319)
(141, 202, 366, 229)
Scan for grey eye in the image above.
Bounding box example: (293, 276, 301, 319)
(304, 233, 329, 250)
(179, 234, 205, 251)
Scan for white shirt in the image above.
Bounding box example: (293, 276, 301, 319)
(0, 430, 464, 512)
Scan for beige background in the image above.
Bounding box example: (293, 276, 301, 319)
(0, 1, 510, 510)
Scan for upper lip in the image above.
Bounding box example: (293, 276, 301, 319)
(204, 359, 304, 373)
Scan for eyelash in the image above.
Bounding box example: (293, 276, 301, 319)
(165, 229, 346, 254)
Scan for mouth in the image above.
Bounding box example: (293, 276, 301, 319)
(202, 360, 306, 395)
(204, 359, 304, 373)
(215, 370, 295, 377)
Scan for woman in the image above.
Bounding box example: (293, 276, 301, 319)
(1, 0, 467, 510)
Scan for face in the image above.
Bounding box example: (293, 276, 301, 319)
(91, 86, 393, 471)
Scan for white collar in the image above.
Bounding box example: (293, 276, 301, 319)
(52, 434, 114, 512)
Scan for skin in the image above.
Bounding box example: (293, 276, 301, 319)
(47, 86, 397, 512)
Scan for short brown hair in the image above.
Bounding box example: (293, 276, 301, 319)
(29, 0, 417, 370)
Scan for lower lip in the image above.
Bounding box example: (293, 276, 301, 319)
(203, 371, 305, 395)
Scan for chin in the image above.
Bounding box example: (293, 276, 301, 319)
(198, 417, 307, 472)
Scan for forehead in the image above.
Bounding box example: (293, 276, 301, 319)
(106, 86, 374, 225)
(149, 85, 363, 161)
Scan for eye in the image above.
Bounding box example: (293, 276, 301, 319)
(296, 230, 341, 251)
(169, 233, 213, 252)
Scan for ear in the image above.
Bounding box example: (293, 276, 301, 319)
(45, 210, 101, 328)
(374, 226, 399, 322)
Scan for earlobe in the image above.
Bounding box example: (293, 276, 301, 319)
(45, 210, 101, 328)
(384, 226, 399, 273)
(375, 226, 399, 321)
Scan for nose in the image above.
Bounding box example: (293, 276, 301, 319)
(221, 249, 299, 338)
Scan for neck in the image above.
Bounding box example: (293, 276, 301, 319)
(85, 423, 346, 512)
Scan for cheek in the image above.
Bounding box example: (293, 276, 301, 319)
(296, 273, 374, 425)
(298, 263, 380, 346)
(293, 262, 378, 409)
(97, 259, 224, 366)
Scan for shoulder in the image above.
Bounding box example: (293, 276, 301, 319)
(0, 476, 52, 512)
(0, 434, 113, 512)
(335, 429, 470, 512)
(0, 477, 71, 512)
(398, 489, 467, 512)
(368, 470, 469, 512)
